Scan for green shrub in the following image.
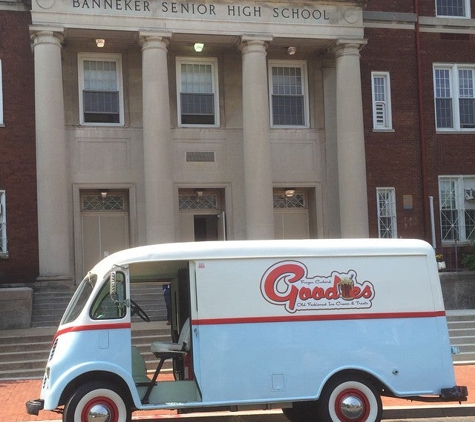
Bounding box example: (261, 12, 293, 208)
(461, 242, 475, 271)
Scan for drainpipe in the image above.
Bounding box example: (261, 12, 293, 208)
(414, 0, 431, 243)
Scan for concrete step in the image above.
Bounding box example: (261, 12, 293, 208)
(447, 311, 475, 363)
(0, 322, 173, 379)
(31, 282, 169, 328)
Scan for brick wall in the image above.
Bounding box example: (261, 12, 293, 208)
(361, 27, 425, 240)
(0, 10, 38, 284)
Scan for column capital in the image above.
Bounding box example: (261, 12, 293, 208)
(29, 26, 64, 47)
(239, 34, 273, 53)
(331, 38, 367, 57)
(139, 31, 172, 50)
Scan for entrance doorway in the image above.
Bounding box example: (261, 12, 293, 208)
(80, 189, 130, 276)
(273, 189, 310, 239)
(194, 215, 218, 241)
(179, 189, 225, 242)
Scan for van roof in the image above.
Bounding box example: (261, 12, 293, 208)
(91, 238, 434, 279)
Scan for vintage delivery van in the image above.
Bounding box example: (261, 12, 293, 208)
(27, 239, 468, 422)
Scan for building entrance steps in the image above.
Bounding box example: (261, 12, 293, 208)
(0, 321, 173, 379)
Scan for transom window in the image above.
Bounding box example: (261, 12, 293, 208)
(434, 64, 475, 130)
(273, 193, 306, 209)
(439, 176, 475, 243)
(179, 194, 218, 210)
(0, 60, 3, 125)
(377, 188, 397, 238)
(371, 72, 392, 130)
(81, 194, 127, 212)
(176, 58, 219, 127)
(0, 191, 7, 255)
(436, 0, 470, 17)
(269, 61, 309, 127)
(78, 54, 124, 126)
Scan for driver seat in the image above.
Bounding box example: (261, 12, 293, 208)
(142, 318, 191, 404)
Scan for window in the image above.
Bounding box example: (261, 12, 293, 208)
(269, 61, 309, 127)
(176, 57, 219, 126)
(436, 0, 470, 17)
(78, 54, 124, 125)
(90, 272, 127, 320)
(377, 188, 397, 238)
(434, 64, 475, 130)
(0, 59, 3, 125)
(439, 176, 475, 243)
(371, 72, 392, 130)
(0, 191, 7, 255)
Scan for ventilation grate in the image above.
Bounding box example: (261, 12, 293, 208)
(186, 151, 215, 162)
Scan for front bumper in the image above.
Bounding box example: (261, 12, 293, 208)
(26, 399, 44, 416)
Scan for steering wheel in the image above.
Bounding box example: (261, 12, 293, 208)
(130, 299, 150, 322)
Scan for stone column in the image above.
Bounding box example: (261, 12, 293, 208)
(140, 32, 175, 244)
(240, 35, 274, 240)
(30, 28, 72, 281)
(333, 39, 369, 238)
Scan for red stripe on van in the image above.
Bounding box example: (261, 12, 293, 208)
(53, 323, 131, 343)
(193, 311, 446, 326)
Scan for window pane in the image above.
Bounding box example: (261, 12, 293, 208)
(272, 95, 304, 126)
(179, 62, 216, 125)
(465, 210, 475, 240)
(181, 93, 215, 125)
(373, 76, 386, 102)
(84, 60, 117, 91)
(435, 69, 451, 98)
(436, 0, 466, 17)
(441, 209, 459, 241)
(271, 66, 305, 126)
(439, 179, 460, 241)
(377, 189, 397, 238)
(82, 58, 120, 124)
(181, 64, 212, 93)
(459, 69, 475, 127)
(436, 98, 454, 128)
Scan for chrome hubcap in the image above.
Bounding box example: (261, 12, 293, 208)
(87, 404, 111, 422)
(340, 395, 364, 420)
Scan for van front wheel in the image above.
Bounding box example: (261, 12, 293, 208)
(318, 376, 382, 422)
(63, 381, 131, 422)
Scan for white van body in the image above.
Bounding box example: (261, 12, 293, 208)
(27, 239, 467, 422)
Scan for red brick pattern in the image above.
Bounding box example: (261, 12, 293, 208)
(0, 10, 38, 284)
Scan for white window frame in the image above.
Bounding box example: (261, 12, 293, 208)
(371, 72, 392, 130)
(268, 60, 309, 128)
(176, 57, 219, 128)
(0, 191, 7, 255)
(439, 175, 475, 244)
(434, 63, 475, 131)
(377, 187, 397, 238)
(78, 53, 124, 126)
(436, 0, 470, 18)
(0, 59, 4, 125)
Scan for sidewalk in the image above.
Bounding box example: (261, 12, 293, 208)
(1, 364, 473, 422)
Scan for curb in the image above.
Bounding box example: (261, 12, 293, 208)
(383, 404, 475, 419)
(15, 405, 475, 422)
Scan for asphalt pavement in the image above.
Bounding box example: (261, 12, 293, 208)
(1, 363, 474, 422)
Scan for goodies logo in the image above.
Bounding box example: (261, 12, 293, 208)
(260, 260, 375, 313)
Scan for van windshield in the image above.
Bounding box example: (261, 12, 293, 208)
(60, 273, 97, 325)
